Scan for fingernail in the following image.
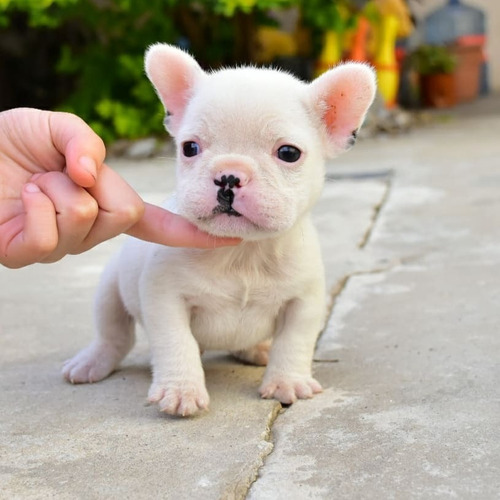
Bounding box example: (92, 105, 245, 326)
(25, 183, 41, 193)
(79, 156, 97, 180)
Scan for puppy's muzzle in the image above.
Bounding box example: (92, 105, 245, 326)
(213, 174, 242, 217)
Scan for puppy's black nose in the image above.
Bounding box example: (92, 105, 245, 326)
(214, 174, 241, 189)
(213, 174, 242, 217)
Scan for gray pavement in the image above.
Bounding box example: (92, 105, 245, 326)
(1, 97, 500, 499)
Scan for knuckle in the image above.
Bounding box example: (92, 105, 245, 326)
(37, 237, 59, 255)
(28, 235, 59, 264)
(67, 197, 99, 222)
(112, 200, 145, 227)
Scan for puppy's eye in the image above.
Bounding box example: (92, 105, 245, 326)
(277, 145, 301, 163)
(182, 141, 201, 157)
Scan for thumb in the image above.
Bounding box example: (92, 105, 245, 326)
(48, 111, 106, 188)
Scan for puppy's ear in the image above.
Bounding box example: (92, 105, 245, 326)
(308, 63, 376, 157)
(145, 43, 205, 136)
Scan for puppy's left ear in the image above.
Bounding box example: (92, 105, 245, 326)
(308, 63, 376, 157)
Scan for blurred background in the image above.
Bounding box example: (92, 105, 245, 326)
(1, 0, 497, 148)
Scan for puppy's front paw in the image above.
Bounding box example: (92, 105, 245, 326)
(259, 374, 322, 404)
(62, 342, 120, 384)
(148, 379, 210, 417)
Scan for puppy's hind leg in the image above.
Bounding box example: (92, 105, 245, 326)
(63, 258, 135, 384)
(232, 339, 271, 366)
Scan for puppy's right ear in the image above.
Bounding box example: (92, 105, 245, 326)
(145, 43, 204, 136)
(308, 62, 376, 158)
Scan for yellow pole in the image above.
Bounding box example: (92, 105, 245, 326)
(315, 30, 342, 78)
(375, 14, 399, 108)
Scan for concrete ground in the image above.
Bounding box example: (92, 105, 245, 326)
(1, 97, 499, 499)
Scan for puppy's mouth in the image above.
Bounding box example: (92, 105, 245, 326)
(196, 202, 275, 239)
(212, 205, 242, 217)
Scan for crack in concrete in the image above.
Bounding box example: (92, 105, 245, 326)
(359, 176, 393, 249)
(232, 402, 282, 500)
(242, 176, 395, 499)
(325, 177, 393, 322)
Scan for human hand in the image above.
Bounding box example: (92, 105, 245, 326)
(0, 108, 238, 269)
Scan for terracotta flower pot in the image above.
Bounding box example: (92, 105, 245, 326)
(420, 73, 457, 108)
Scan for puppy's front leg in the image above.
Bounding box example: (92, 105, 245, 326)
(144, 297, 208, 417)
(260, 292, 325, 404)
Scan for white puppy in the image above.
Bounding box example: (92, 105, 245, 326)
(63, 44, 376, 416)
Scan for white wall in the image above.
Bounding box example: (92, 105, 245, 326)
(409, 0, 500, 91)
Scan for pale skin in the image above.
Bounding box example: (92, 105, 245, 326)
(0, 108, 239, 269)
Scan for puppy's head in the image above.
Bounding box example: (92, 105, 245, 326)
(145, 44, 376, 240)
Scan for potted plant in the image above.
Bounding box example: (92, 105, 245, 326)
(410, 44, 458, 108)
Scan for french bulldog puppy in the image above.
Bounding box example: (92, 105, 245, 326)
(63, 44, 376, 416)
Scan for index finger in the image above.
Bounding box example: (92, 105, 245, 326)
(127, 203, 241, 248)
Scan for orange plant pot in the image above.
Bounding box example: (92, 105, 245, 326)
(420, 73, 457, 108)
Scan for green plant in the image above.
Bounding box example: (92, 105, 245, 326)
(214, 0, 293, 16)
(1, 0, 182, 141)
(410, 45, 457, 76)
(300, 0, 353, 32)
(0, 0, 76, 26)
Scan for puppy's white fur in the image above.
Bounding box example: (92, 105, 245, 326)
(63, 44, 376, 416)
